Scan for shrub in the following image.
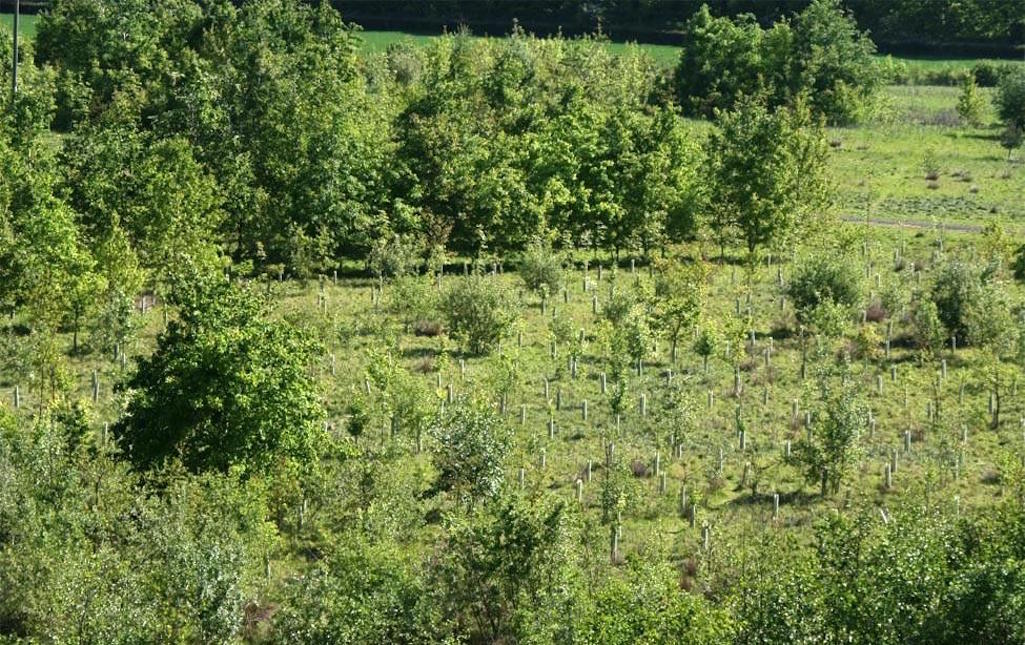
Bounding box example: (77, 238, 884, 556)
(787, 255, 861, 327)
(389, 275, 440, 333)
(972, 61, 1010, 87)
(1012, 245, 1025, 283)
(929, 261, 1012, 347)
(911, 298, 945, 354)
(368, 233, 423, 279)
(429, 399, 510, 504)
(443, 275, 516, 355)
(273, 539, 429, 643)
(412, 319, 444, 337)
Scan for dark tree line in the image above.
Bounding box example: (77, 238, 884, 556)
(334, 0, 1025, 53)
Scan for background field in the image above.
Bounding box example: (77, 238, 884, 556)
(357, 28, 1016, 74)
(0, 12, 37, 38)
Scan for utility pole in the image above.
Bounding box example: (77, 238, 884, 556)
(11, 0, 19, 102)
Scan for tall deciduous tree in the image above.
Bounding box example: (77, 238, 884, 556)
(703, 96, 829, 259)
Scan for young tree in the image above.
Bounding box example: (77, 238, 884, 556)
(518, 237, 564, 301)
(791, 378, 868, 497)
(651, 257, 709, 362)
(703, 97, 829, 258)
(428, 398, 511, 506)
(956, 72, 987, 127)
(1000, 122, 1023, 160)
(114, 272, 326, 475)
(995, 66, 1025, 132)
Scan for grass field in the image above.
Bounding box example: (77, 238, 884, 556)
(828, 85, 1025, 227)
(0, 12, 38, 39)
(358, 28, 1017, 74)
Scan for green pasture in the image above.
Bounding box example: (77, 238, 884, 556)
(827, 85, 1025, 226)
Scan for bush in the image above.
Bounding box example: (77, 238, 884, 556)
(911, 298, 945, 354)
(930, 261, 1012, 348)
(369, 234, 423, 279)
(389, 275, 439, 333)
(518, 238, 564, 299)
(443, 275, 516, 355)
(996, 66, 1025, 130)
(787, 255, 861, 326)
(273, 540, 429, 643)
(429, 399, 511, 503)
(972, 61, 1011, 87)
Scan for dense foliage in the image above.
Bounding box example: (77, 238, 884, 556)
(675, 0, 880, 124)
(114, 274, 326, 476)
(338, 0, 1025, 53)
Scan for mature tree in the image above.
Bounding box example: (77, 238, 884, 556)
(791, 0, 880, 125)
(674, 1, 880, 124)
(703, 97, 829, 258)
(35, 0, 204, 129)
(0, 134, 103, 389)
(0, 22, 56, 142)
(60, 110, 224, 287)
(114, 272, 326, 475)
(674, 5, 765, 118)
